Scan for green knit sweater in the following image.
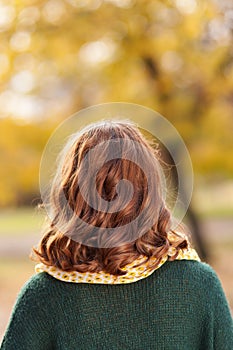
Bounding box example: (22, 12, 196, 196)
(1, 260, 233, 350)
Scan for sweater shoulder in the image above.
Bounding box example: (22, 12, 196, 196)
(163, 259, 219, 278)
(157, 259, 220, 284)
(160, 260, 226, 294)
(16, 271, 59, 301)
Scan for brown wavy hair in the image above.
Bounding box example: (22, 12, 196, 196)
(32, 119, 189, 276)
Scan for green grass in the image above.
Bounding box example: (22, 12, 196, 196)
(0, 207, 44, 237)
(195, 207, 233, 218)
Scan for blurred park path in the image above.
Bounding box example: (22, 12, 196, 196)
(1, 218, 232, 257)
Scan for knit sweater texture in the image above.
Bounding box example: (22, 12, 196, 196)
(1, 260, 233, 350)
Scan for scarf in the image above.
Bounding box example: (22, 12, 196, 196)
(35, 235, 200, 285)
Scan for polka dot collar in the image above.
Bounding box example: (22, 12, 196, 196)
(35, 245, 200, 285)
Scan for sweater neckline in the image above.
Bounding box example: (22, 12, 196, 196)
(35, 243, 200, 285)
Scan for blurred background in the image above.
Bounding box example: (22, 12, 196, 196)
(0, 0, 233, 341)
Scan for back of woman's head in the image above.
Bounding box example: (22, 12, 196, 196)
(32, 119, 188, 275)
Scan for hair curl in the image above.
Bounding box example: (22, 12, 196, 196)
(32, 120, 189, 276)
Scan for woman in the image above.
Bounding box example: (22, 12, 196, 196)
(1, 120, 233, 349)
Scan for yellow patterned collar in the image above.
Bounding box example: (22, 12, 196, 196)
(35, 246, 200, 285)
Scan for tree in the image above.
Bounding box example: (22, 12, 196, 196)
(0, 0, 233, 206)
